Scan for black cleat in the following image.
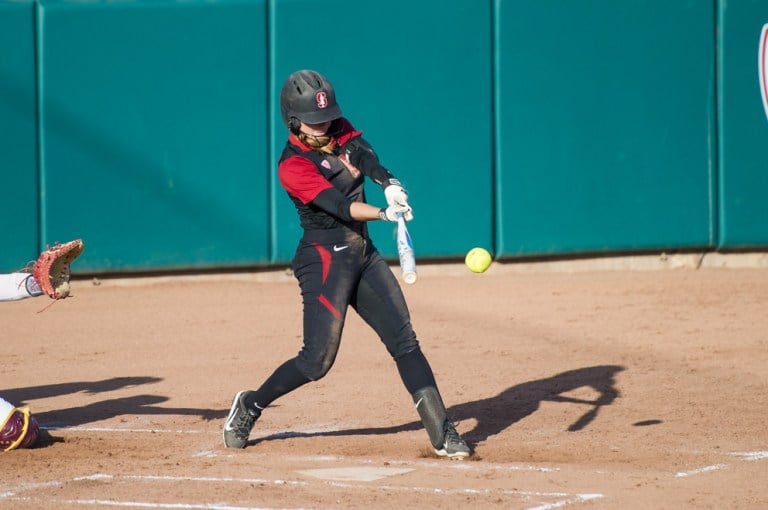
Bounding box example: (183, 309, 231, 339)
(434, 421, 470, 459)
(223, 390, 260, 449)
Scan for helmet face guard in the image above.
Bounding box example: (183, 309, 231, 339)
(280, 70, 342, 129)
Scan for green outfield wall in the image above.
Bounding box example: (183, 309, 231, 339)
(269, 0, 493, 263)
(0, 0, 38, 268)
(495, 0, 715, 257)
(1, 0, 766, 273)
(717, 1, 768, 247)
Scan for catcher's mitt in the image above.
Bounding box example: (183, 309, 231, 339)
(32, 239, 85, 300)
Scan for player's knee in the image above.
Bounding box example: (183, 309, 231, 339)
(389, 335, 420, 359)
(298, 358, 334, 381)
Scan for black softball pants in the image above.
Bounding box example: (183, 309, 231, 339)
(249, 228, 437, 409)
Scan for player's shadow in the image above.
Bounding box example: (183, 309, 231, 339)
(3, 376, 162, 404)
(250, 364, 625, 447)
(452, 364, 625, 443)
(34, 395, 226, 429)
(4, 376, 223, 430)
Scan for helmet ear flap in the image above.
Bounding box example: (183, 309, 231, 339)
(289, 117, 301, 134)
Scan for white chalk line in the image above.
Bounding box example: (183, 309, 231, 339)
(42, 425, 206, 434)
(76, 473, 584, 498)
(3, 472, 603, 510)
(0, 480, 65, 498)
(75, 473, 306, 487)
(42, 422, 357, 436)
(3, 497, 295, 510)
(731, 450, 768, 461)
(525, 494, 604, 510)
(674, 450, 768, 478)
(675, 464, 730, 478)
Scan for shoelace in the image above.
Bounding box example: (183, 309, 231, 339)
(231, 410, 257, 438)
(444, 423, 465, 446)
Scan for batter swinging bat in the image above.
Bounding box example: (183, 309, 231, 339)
(396, 213, 417, 284)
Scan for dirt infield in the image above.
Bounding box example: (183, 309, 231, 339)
(2, 260, 767, 509)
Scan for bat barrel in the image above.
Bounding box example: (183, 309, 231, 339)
(396, 213, 417, 284)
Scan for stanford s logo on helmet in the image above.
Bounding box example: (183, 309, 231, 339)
(316, 91, 328, 109)
(280, 70, 342, 131)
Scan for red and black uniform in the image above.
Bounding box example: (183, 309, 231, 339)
(245, 119, 437, 410)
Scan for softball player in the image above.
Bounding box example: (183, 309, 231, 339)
(1, 240, 83, 449)
(223, 70, 470, 459)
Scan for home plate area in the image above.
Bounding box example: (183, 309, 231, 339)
(1, 462, 604, 510)
(1, 421, 766, 509)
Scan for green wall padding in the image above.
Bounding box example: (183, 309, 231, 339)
(495, 0, 716, 257)
(0, 0, 39, 270)
(269, 0, 493, 264)
(37, 0, 270, 272)
(717, 2, 768, 248)
(6, 1, 768, 274)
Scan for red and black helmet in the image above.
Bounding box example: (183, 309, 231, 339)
(280, 70, 342, 130)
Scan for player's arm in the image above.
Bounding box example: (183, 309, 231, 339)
(338, 136, 396, 189)
(279, 156, 398, 222)
(313, 189, 408, 222)
(339, 136, 413, 221)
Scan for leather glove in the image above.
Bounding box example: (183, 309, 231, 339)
(379, 203, 414, 222)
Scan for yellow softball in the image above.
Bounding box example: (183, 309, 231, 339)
(465, 247, 492, 273)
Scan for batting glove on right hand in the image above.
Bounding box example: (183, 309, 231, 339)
(379, 203, 413, 222)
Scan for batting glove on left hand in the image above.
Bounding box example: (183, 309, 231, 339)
(384, 181, 413, 221)
(384, 181, 408, 206)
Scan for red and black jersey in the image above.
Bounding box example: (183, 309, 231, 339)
(278, 118, 395, 236)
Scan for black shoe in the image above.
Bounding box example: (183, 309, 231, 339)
(434, 421, 470, 459)
(223, 390, 260, 449)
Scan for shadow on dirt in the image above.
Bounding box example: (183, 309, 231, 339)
(251, 364, 625, 447)
(3, 376, 161, 404)
(3, 376, 221, 427)
(452, 364, 625, 443)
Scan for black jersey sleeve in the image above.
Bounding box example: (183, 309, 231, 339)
(340, 137, 397, 189)
(311, 187, 354, 222)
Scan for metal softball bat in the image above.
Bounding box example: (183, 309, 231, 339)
(396, 213, 417, 284)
